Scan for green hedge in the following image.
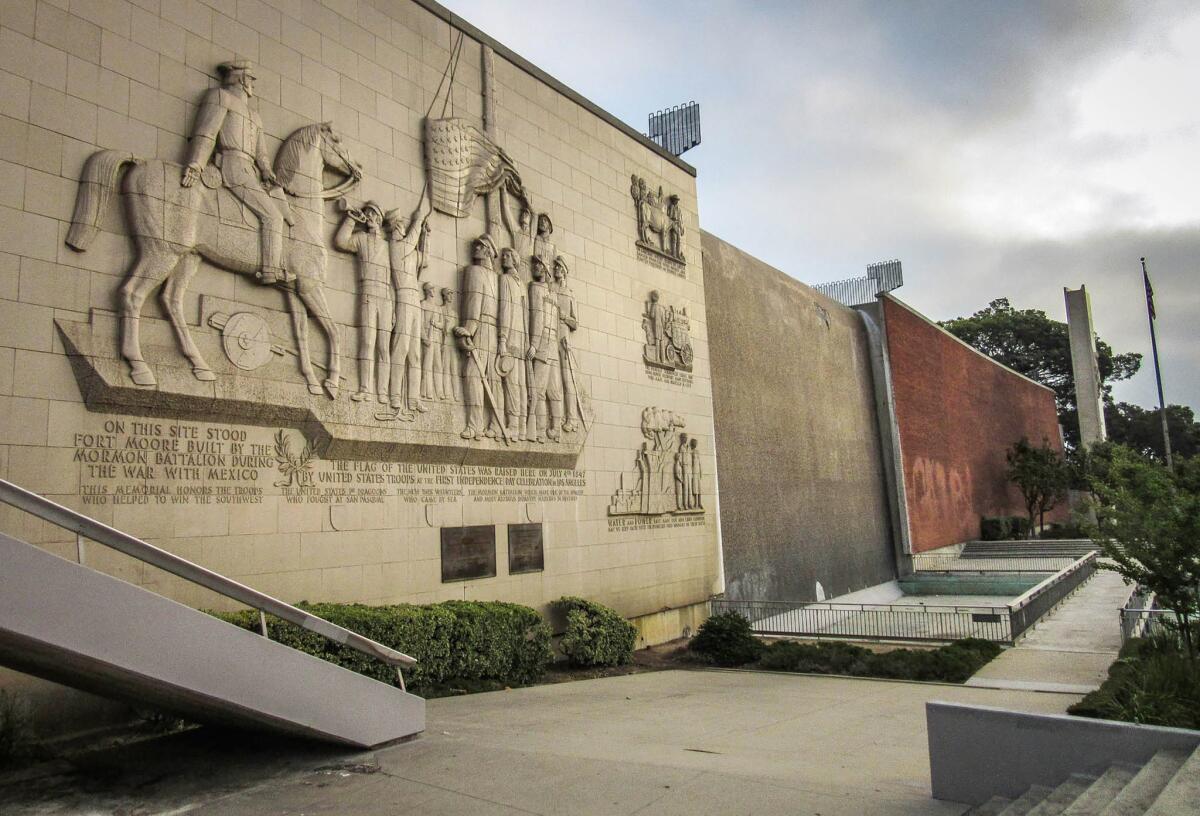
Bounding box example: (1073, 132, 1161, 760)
(757, 638, 1001, 683)
(690, 611, 764, 666)
(1068, 635, 1200, 730)
(213, 600, 552, 695)
(552, 596, 637, 667)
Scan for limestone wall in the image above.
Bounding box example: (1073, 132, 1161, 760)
(0, 0, 720, 639)
(701, 232, 896, 603)
(881, 296, 1067, 552)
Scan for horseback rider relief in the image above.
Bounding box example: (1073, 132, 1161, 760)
(181, 60, 295, 285)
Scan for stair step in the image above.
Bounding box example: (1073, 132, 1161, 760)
(969, 797, 1015, 816)
(1027, 775, 1097, 816)
(999, 785, 1055, 816)
(1144, 745, 1200, 816)
(1098, 751, 1189, 816)
(1062, 764, 1139, 816)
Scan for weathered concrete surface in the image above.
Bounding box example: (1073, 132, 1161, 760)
(1, 669, 1079, 816)
(968, 569, 1134, 693)
(702, 232, 896, 603)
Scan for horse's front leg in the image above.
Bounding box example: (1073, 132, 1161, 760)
(161, 253, 216, 381)
(119, 241, 177, 386)
(285, 288, 323, 395)
(298, 282, 341, 400)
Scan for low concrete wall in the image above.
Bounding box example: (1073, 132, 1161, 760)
(927, 701, 1200, 805)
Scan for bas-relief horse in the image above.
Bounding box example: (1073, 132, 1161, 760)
(65, 123, 362, 398)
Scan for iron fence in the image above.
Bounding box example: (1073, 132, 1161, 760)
(711, 598, 1012, 643)
(812, 259, 903, 307)
(1009, 553, 1097, 640)
(912, 553, 1076, 573)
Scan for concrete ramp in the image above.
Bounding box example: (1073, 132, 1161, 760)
(0, 532, 424, 748)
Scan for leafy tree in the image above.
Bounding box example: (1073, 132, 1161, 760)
(1086, 444, 1200, 659)
(940, 299, 1141, 446)
(1105, 401, 1200, 462)
(1005, 437, 1069, 536)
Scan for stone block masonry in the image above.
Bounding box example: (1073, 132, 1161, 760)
(0, 0, 719, 733)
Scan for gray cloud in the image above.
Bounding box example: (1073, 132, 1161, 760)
(443, 0, 1199, 410)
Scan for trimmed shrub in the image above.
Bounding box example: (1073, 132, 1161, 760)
(980, 516, 1012, 541)
(0, 691, 28, 768)
(212, 600, 551, 695)
(1069, 636, 1200, 729)
(757, 638, 1000, 683)
(552, 597, 637, 668)
(690, 611, 763, 666)
(758, 641, 869, 674)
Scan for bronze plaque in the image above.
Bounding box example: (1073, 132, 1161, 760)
(508, 523, 544, 575)
(440, 525, 497, 582)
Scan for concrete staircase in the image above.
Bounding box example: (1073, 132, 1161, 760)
(966, 747, 1200, 815)
(959, 540, 1097, 560)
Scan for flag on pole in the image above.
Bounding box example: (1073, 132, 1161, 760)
(1143, 265, 1156, 320)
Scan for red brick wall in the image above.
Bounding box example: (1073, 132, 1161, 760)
(882, 297, 1066, 553)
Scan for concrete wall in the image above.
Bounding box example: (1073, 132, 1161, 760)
(881, 297, 1066, 553)
(701, 232, 896, 602)
(927, 701, 1200, 805)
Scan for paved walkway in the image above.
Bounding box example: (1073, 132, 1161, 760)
(967, 568, 1134, 694)
(0, 670, 1078, 816)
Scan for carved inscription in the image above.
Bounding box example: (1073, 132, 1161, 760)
(636, 245, 686, 277)
(72, 421, 586, 507)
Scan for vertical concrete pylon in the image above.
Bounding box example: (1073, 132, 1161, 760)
(1064, 286, 1107, 447)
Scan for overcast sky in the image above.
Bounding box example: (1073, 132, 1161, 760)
(444, 0, 1199, 412)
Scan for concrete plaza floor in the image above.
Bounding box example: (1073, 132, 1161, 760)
(967, 569, 1134, 694)
(2, 669, 1079, 816)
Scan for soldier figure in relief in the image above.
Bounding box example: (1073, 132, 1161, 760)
(420, 281, 445, 400)
(181, 60, 293, 285)
(501, 184, 534, 280)
(526, 256, 563, 442)
(454, 236, 503, 440)
(333, 199, 392, 403)
(384, 197, 432, 420)
(554, 256, 580, 434)
(440, 287, 461, 402)
(496, 247, 529, 440)
(689, 437, 702, 510)
(674, 433, 689, 510)
(533, 213, 556, 280)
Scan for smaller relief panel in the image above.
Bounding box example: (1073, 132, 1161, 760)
(631, 174, 686, 276)
(609, 408, 705, 528)
(441, 525, 497, 582)
(642, 291, 694, 388)
(507, 523, 544, 575)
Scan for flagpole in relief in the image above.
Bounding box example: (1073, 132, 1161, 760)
(1141, 257, 1173, 470)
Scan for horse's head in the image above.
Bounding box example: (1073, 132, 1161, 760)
(317, 122, 362, 181)
(275, 122, 362, 198)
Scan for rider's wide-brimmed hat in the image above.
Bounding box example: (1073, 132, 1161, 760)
(217, 60, 256, 79)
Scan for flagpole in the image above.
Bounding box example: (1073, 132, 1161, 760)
(1141, 257, 1173, 470)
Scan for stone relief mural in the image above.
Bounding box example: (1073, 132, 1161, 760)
(57, 56, 593, 465)
(609, 408, 704, 517)
(642, 291, 694, 373)
(631, 174, 686, 270)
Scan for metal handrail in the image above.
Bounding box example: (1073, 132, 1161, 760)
(0, 479, 417, 682)
(1009, 552, 1096, 612)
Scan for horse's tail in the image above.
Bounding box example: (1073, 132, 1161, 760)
(66, 150, 136, 251)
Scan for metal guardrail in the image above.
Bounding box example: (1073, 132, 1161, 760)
(0, 479, 417, 686)
(711, 599, 1012, 643)
(811, 259, 903, 307)
(1008, 552, 1097, 641)
(912, 554, 1073, 573)
(716, 552, 1099, 645)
